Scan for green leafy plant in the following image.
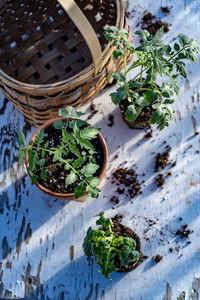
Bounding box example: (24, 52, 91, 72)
(82, 212, 140, 279)
(18, 107, 102, 199)
(104, 26, 199, 130)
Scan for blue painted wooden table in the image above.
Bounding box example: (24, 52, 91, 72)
(0, 0, 200, 299)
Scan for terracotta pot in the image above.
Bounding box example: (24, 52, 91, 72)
(111, 220, 143, 272)
(25, 118, 108, 201)
(119, 102, 152, 129)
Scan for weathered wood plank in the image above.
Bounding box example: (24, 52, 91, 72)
(0, 0, 200, 299)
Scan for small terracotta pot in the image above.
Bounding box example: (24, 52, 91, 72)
(111, 220, 143, 272)
(25, 118, 108, 201)
(119, 102, 152, 129)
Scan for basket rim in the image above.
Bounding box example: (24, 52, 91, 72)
(0, 0, 124, 91)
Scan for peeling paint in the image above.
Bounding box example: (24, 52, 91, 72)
(16, 216, 26, 254)
(24, 223, 32, 244)
(191, 115, 197, 131)
(2, 237, 11, 259)
(0, 192, 9, 214)
(70, 245, 74, 261)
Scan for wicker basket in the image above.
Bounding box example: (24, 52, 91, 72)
(0, 0, 132, 127)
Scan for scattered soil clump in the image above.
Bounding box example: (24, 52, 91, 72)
(144, 129, 152, 138)
(142, 12, 169, 35)
(153, 254, 163, 263)
(107, 115, 114, 127)
(155, 174, 165, 187)
(161, 6, 170, 14)
(154, 145, 171, 171)
(110, 196, 119, 204)
(112, 167, 142, 199)
(88, 102, 98, 120)
(176, 224, 193, 239)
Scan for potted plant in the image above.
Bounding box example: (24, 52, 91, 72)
(18, 107, 108, 201)
(104, 26, 199, 130)
(82, 213, 142, 279)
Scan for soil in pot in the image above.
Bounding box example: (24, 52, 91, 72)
(111, 216, 143, 272)
(119, 99, 152, 129)
(34, 123, 104, 194)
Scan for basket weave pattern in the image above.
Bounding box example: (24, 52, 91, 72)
(0, 0, 132, 127)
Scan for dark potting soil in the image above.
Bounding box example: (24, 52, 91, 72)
(119, 99, 152, 129)
(107, 115, 114, 127)
(153, 254, 163, 263)
(154, 145, 171, 171)
(112, 167, 142, 199)
(111, 217, 143, 272)
(144, 129, 153, 138)
(176, 224, 194, 239)
(155, 174, 165, 187)
(35, 123, 104, 194)
(142, 12, 169, 35)
(88, 102, 98, 120)
(161, 6, 170, 14)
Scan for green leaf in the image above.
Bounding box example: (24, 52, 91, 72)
(53, 120, 64, 129)
(162, 91, 170, 98)
(135, 96, 150, 107)
(96, 213, 112, 229)
(73, 122, 80, 138)
(38, 159, 45, 167)
(69, 144, 81, 157)
(80, 126, 100, 140)
(78, 139, 95, 151)
(143, 91, 158, 102)
(62, 129, 70, 143)
(178, 33, 190, 46)
(18, 131, 26, 147)
(125, 105, 138, 121)
(74, 182, 86, 198)
(28, 149, 38, 172)
(152, 26, 164, 46)
(176, 61, 187, 78)
(112, 49, 123, 59)
(135, 29, 151, 41)
(88, 186, 100, 198)
(174, 43, 180, 51)
(185, 49, 198, 63)
(89, 177, 100, 187)
(40, 169, 47, 181)
(53, 148, 62, 162)
(59, 107, 85, 118)
(64, 163, 70, 171)
(110, 87, 126, 105)
(72, 157, 85, 169)
(112, 73, 126, 82)
(81, 163, 99, 176)
(18, 148, 25, 165)
(35, 129, 44, 144)
(69, 119, 86, 128)
(31, 174, 39, 184)
(66, 171, 78, 185)
(83, 227, 93, 256)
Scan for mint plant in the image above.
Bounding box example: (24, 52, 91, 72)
(18, 107, 102, 199)
(83, 212, 140, 279)
(105, 26, 199, 130)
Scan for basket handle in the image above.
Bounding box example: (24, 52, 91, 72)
(57, 0, 103, 75)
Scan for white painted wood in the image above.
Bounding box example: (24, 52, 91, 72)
(0, 0, 200, 299)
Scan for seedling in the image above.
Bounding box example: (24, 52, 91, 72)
(105, 26, 199, 130)
(18, 107, 102, 199)
(83, 212, 140, 279)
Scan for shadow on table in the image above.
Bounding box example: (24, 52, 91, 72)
(23, 255, 126, 300)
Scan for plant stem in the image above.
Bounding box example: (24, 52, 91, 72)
(167, 45, 187, 62)
(140, 65, 143, 82)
